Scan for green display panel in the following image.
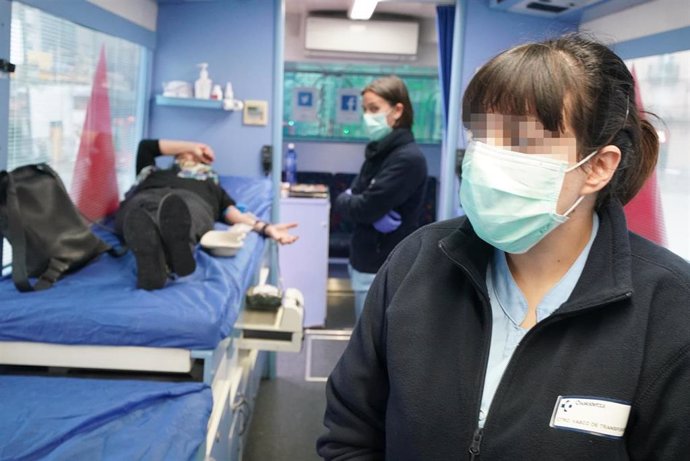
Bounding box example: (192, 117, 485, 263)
(284, 62, 443, 144)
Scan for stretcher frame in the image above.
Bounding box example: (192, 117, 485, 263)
(0, 261, 304, 461)
(0, 301, 303, 379)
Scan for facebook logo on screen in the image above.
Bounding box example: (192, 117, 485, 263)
(341, 95, 358, 111)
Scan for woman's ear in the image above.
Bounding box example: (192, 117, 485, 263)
(581, 145, 621, 194)
(392, 102, 404, 123)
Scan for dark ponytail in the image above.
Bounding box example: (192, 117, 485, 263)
(610, 116, 659, 205)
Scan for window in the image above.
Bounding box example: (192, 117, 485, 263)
(626, 51, 690, 260)
(3, 3, 146, 268)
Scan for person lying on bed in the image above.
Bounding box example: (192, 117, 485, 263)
(114, 139, 298, 290)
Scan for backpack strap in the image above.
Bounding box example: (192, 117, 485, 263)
(33, 258, 70, 291)
(6, 172, 69, 292)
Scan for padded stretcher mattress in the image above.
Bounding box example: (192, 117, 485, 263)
(0, 176, 272, 350)
(0, 375, 211, 461)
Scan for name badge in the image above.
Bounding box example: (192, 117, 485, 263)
(550, 395, 631, 438)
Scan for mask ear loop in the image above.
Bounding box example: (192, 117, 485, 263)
(561, 149, 600, 218)
(562, 195, 586, 217)
(565, 149, 599, 173)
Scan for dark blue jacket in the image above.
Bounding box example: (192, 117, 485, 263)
(318, 201, 690, 460)
(335, 128, 427, 273)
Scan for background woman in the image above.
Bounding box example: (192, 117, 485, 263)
(335, 75, 428, 319)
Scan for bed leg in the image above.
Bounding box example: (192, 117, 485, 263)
(262, 351, 276, 379)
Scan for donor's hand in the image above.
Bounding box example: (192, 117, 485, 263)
(265, 222, 299, 245)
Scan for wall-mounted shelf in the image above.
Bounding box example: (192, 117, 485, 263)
(155, 95, 242, 112)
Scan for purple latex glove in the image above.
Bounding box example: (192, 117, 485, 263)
(373, 210, 401, 234)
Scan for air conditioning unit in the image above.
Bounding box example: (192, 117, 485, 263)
(304, 16, 419, 59)
(489, 0, 602, 16)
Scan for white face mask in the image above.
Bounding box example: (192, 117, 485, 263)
(460, 140, 597, 254)
(363, 111, 392, 141)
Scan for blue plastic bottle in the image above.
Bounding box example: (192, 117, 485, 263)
(285, 143, 297, 185)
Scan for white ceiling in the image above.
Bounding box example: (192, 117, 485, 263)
(285, 0, 454, 19)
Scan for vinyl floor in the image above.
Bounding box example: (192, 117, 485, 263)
(243, 268, 355, 461)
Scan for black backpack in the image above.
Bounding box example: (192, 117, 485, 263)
(0, 163, 112, 292)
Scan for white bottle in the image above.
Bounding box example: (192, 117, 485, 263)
(195, 63, 212, 99)
(224, 82, 234, 101)
(211, 84, 223, 100)
(285, 143, 297, 185)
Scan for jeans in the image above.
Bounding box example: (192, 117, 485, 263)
(348, 264, 376, 320)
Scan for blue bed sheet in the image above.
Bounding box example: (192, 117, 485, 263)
(0, 376, 212, 461)
(0, 176, 272, 350)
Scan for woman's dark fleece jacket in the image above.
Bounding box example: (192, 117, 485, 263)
(317, 201, 690, 460)
(335, 128, 427, 274)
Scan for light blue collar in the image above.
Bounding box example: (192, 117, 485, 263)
(490, 213, 600, 326)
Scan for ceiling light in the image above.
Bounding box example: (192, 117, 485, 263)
(348, 0, 378, 20)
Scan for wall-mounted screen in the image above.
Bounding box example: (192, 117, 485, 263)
(283, 62, 443, 144)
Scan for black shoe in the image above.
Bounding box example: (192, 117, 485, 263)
(123, 207, 168, 290)
(157, 193, 196, 277)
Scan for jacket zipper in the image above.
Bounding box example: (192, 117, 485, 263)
(438, 242, 493, 461)
(468, 299, 491, 461)
(469, 427, 484, 460)
(439, 241, 633, 460)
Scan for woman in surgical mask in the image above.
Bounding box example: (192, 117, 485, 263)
(334, 75, 428, 319)
(319, 34, 690, 460)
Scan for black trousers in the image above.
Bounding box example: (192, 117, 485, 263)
(114, 188, 216, 243)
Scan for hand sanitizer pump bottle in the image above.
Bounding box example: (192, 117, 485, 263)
(195, 63, 212, 99)
(285, 143, 298, 185)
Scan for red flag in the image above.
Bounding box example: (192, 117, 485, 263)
(623, 66, 666, 246)
(71, 46, 119, 221)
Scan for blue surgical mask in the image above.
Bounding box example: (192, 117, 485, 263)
(460, 140, 597, 254)
(363, 112, 392, 141)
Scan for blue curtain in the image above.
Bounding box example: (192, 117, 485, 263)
(436, 5, 455, 129)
